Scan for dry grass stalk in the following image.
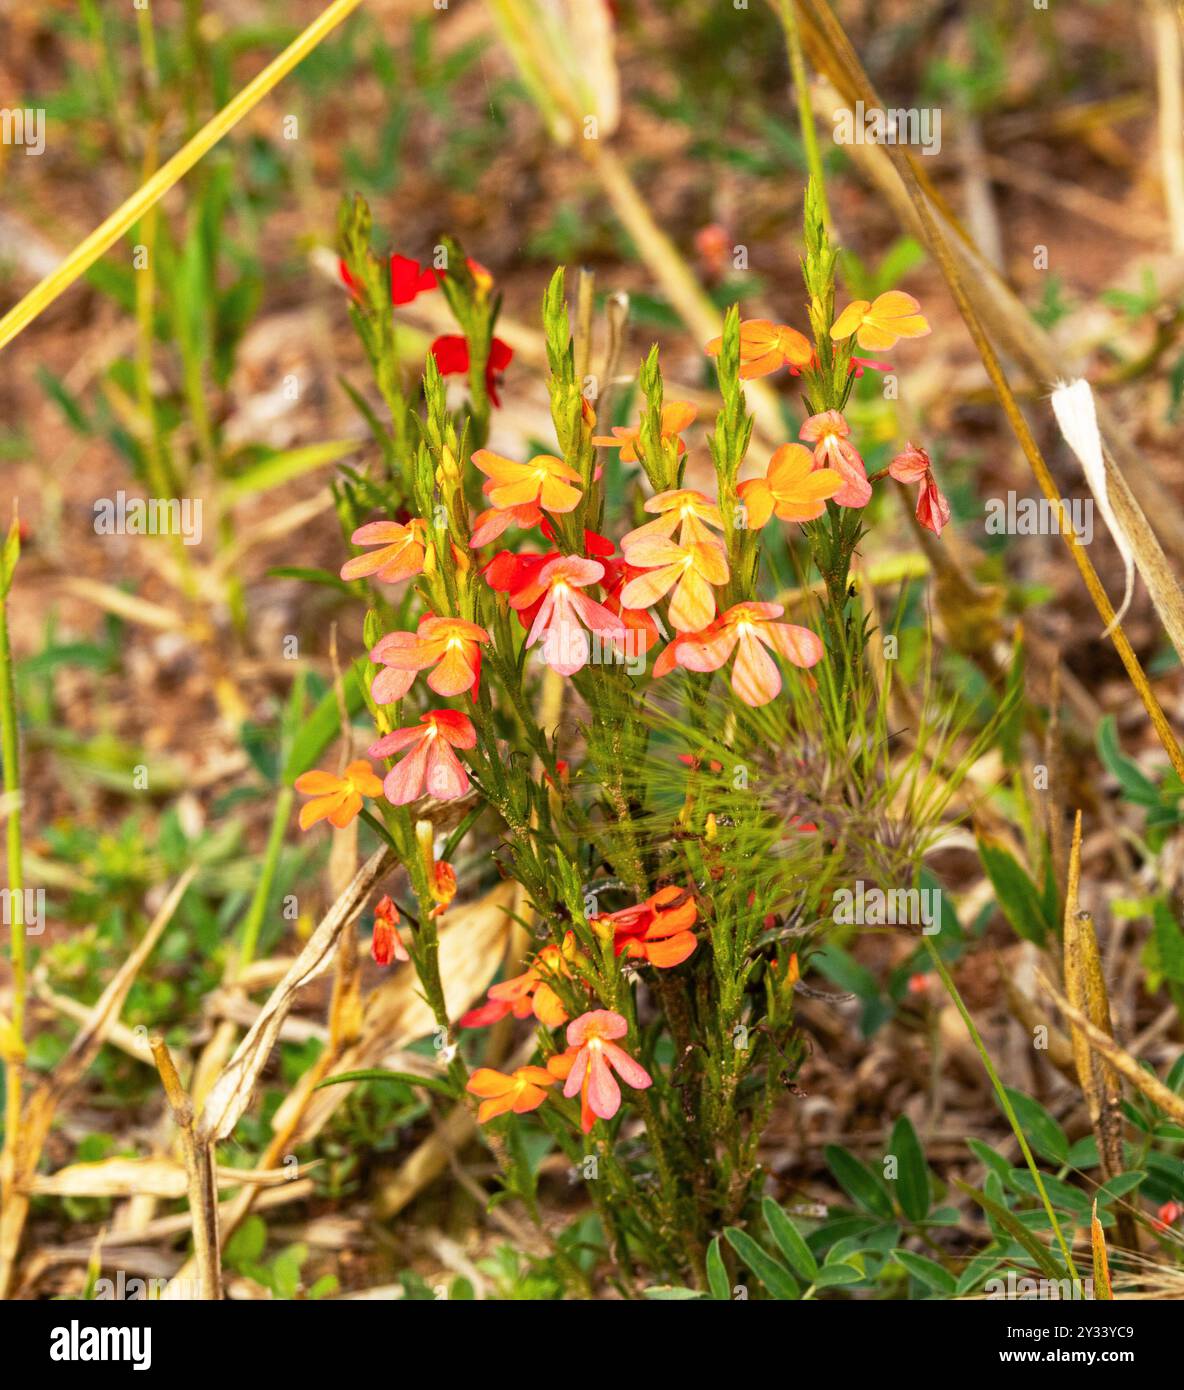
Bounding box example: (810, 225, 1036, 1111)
(1092, 1200, 1115, 1299)
(1061, 813, 1137, 1252)
(1037, 973, 1184, 1125)
(150, 1034, 222, 1300)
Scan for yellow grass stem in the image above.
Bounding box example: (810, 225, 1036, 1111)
(0, 0, 366, 353)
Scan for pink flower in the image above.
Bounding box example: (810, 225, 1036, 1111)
(368, 710, 477, 805)
(889, 444, 951, 537)
(510, 556, 626, 677)
(562, 1009, 652, 1131)
(799, 411, 871, 508)
(340, 518, 428, 584)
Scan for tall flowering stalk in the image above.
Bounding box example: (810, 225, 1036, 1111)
(294, 192, 952, 1288)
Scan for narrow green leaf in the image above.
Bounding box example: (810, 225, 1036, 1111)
(724, 1228, 800, 1300)
(761, 1198, 818, 1282)
(824, 1144, 895, 1220)
(888, 1115, 930, 1221)
(705, 1236, 731, 1301)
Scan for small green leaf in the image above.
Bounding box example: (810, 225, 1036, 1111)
(978, 838, 1053, 944)
(724, 1228, 800, 1300)
(705, 1236, 731, 1301)
(889, 1115, 930, 1221)
(223, 440, 358, 502)
(761, 1198, 818, 1282)
(824, 1144, 895, 1220)
(1002, 1088, 1068, 1164)
(954, 1179, 1067, 1280)
(813, 1262, 864, 1288)
(892, 1249, 956, 1293)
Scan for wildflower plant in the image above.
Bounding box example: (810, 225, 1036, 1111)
(293, 181, 980, 1290)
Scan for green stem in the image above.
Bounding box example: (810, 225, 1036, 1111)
(776, 0, 829, 230)
(923, 937, 1080, 1282)
(238, 786, 293, 971)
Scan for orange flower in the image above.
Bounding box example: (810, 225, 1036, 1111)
(294, 759, 383, 830)
(466, 1066, 556, 1123)
(599, 885, 699, 968)
(705, 319, 813, 379)
(619, 534, 729, 632)
(459, 933, 583, 1029)
(371, 894, 410, 966)
(429, 861, 457, 918)
(621, 488, 724, 550)
(545, 1047, 593, 1131)
(738, 443, 843, 528)
(673, 601, 823, 706)
(469, 500, 543, 547)
(472, 449, 583, 514)
(592, 401, 696, 463)
(799, 412, 871, 509)
(371, 615, 489, 698)
(830, 291, 930, 351)
(340, 518, 428, 584)
(561, 1010, 652, 1131)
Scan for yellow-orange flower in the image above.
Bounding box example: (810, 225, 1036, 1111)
(830, 292, 930, 351)
(621, 488, 724, 550)
(472, 449, 583, 514)
(619, 535, 729, 632)
(466, 1066, 556, 1123)
(738, 443, 843, 529)
(592, 401, 696, 463)
(705, 319, 812, 379)
(294, 760, 383, 830)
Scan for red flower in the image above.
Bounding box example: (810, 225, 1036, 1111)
(598, 885, 698, 968)
(339, 252, 439, 306)
(371, 894, 410, 966)
(390, 253, 439, 305)
(888, 444, 951, 537)
(431, 334, 514, 407)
